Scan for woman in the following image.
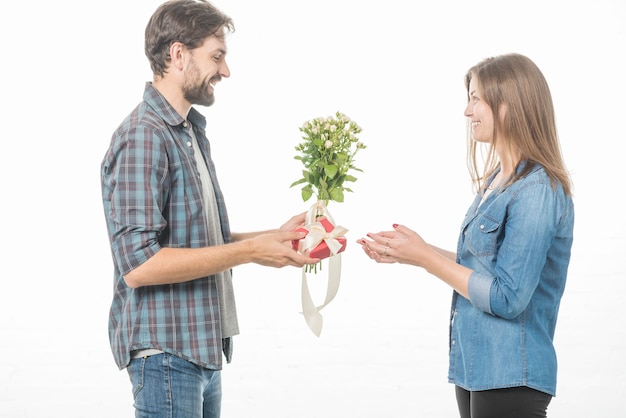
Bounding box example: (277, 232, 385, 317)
(358, 53, 574, 418)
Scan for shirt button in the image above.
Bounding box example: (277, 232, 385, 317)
(480, 224, 485, 230)
(451, 340, 456, 345)
(187, 141, 192, 147)
(183, 121, 188, 128)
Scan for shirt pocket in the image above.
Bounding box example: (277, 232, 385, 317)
(466, 214, 501, 257)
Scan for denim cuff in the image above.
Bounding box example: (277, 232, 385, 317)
(468, 271, 493, 314)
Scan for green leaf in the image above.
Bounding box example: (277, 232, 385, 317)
(324, 164, 338, 179)
(330, 188, 344, 202)
(301, 185, 313, 202)
(335, 152, 348, 163)
(345, 174, 357, 182)
(290, 178, 307, 188)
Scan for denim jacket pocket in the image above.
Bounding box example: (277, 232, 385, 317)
(467, 214, 501, 257)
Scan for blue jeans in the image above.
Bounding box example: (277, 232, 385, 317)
(127, 353, 222, 418)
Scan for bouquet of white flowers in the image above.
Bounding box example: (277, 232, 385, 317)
(291, 111, 365, 205)
(290, 111, 365, 336)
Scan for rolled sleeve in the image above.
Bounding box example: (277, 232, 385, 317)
(468, 271, 494, 315)
(112, 231, 162, 275)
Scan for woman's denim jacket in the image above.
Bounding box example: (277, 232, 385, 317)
(449, 162, 574, 396)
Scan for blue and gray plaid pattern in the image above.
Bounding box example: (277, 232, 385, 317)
(101, 83, 231, 370)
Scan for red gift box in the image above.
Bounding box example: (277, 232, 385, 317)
(292, 217, 347, 259)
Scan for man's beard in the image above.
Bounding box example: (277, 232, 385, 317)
(183, 59, 217, 107)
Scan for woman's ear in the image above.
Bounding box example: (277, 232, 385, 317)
(498, 103, 508, 125)
(497, 103, 509, 127)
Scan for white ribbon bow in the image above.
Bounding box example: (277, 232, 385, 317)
(297, 221, 349, 257)
(299, 201, 347, 337)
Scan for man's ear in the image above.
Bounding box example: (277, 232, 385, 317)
(169, 42, 186, 72)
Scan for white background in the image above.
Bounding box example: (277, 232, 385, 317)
(1, 0, 625, 416)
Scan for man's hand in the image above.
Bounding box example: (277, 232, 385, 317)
(248, 230, 319, 268)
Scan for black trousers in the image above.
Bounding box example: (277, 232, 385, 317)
(455, 386, 552, 418)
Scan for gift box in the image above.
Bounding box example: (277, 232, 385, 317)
(292, 217, 347, 259)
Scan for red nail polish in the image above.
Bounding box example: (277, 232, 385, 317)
(392, 224, 398, 228)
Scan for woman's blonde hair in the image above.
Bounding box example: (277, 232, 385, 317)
(465, 53, 572, 196)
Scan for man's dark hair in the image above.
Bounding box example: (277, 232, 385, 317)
(145, 0, 235, 77)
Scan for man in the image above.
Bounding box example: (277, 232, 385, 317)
(100, 1, 318, 416)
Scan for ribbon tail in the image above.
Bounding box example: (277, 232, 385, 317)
(300, 254, 342, 337)
(316, 254, 341, 311)
(301, 267, 323, 337)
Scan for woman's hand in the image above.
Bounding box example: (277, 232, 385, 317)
(357, 224, 429, 266)
(357, 224, 472, 297)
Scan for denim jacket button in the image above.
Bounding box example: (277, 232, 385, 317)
(480, 224, 485, 230)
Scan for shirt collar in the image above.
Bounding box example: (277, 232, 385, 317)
(142, 82, 207, 131)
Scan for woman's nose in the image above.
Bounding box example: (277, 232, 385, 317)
(463, 102, 472, 117)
